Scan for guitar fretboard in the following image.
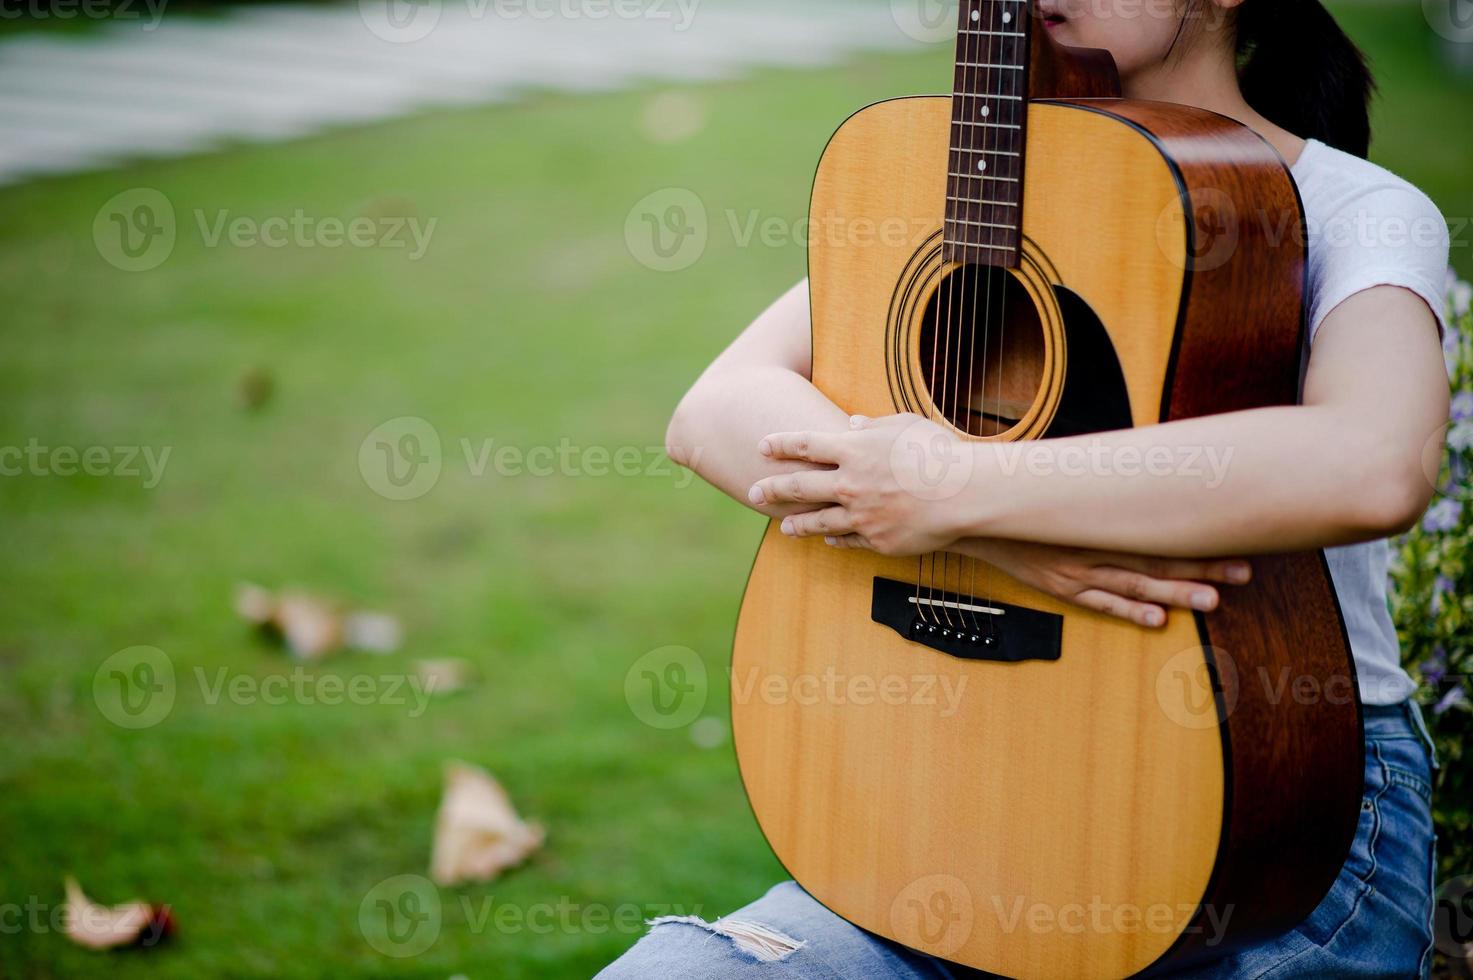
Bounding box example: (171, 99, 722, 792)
(945, 0, 1030, 268)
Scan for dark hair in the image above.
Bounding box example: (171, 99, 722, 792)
(1234, 0, 1376, 158)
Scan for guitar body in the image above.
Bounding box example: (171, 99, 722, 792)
(732, 93, 1363, 978)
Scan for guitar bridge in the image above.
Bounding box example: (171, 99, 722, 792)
(870, 577, 1063, 663)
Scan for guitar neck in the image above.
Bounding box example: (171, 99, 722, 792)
(945, 0, 1032, 269)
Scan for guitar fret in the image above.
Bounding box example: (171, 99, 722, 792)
(942, 241, 1017, 254)
(949, 173, 1020, 182)
(947, 218, 1016, 230)
(946, 196, 1019, 207)
(957, 28, 1025, 37)
(954, 148, 1021, 157)
(957, 62, 1024, 70)
(953, 121, 1022, 130)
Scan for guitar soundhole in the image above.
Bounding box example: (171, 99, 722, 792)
(918, 263, 1046, 437)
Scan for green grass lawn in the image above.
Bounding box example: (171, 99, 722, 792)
(0, 6, 1468, 978)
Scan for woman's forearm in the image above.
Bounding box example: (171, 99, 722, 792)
(962, 403, 1431, 557)
(666, 365, 849, 518)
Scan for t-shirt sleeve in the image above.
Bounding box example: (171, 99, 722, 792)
(1307, 181, 1450, 343)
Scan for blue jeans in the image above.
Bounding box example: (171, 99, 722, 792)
(599, 701, 1437, 979)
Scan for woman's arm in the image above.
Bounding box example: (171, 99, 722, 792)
(665, 280, 850, 519)
(670, 280, 1252, 626)
(753, 286, 1449, 558)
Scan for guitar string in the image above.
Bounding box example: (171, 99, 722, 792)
(959, 0, 990, 638)
(949, 0, 986, 636)
(933, 0, 970, 635)
(972, 0, 1004, 640)
(942, 0, 978, 639)
(923, 4, 965, 632)
(984, 0, 1024, 632)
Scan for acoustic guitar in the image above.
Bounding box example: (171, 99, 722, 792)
(731, 3, 1363, 977)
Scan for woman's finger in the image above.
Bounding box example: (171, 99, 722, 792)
(1107, 554, 1252, 586)
(823, 533, 874, 550)
(758, 431, 846, 464)
(1091, 566, 1221, 613)
(1073, 588, 1168, 629)
(748, 471, 841, 507)
(781, 507, 856, 538)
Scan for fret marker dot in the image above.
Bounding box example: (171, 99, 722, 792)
(971, 9, 980, 21)
(1002, 12, 1012, 23)
(977, 160, 987, 172)
(980, 105, 990, 117)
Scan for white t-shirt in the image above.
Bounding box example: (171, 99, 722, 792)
(1292, 138, 1450, 705)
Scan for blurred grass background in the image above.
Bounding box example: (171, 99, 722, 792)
(0, 3, 1468, 977)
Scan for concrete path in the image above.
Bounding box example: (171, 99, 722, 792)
(0, 1, 929, 184)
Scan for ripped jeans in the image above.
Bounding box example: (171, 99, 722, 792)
(596, 701, 1438, 979)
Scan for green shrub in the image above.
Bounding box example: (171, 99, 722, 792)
(1391, 269, 1473, 881)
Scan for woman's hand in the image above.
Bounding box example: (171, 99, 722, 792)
(955, 539, 1252, 628)
(747, 413, 1252, 626)
(747, 414, 978, 556)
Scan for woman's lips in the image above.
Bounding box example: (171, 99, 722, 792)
(1043, 14, 1066, 29)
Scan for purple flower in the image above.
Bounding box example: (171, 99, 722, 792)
(1449, 421, 1473, 454)
(1423, 498, 1463, 534)
(1433, 685, 1468, 716)
(1452, 275, 1472, 319)
(1450, 454, 1468, 488)
(1453, 391, 1473, 423)
(1431, 574, 1455, 614)
(1421, 645, 1449, 685)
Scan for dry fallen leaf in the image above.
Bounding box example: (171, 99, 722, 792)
(430, 761, 544, 887)
(234, 583, 402, 660)
(413, 659, 473, 696)
(271, 593, 343, 660)
(235, 366, 275, 412)
(63, 876, 173, 951)
(343, 612, 402, 655)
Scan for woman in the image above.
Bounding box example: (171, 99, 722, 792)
(602, 0, 1449, 975)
